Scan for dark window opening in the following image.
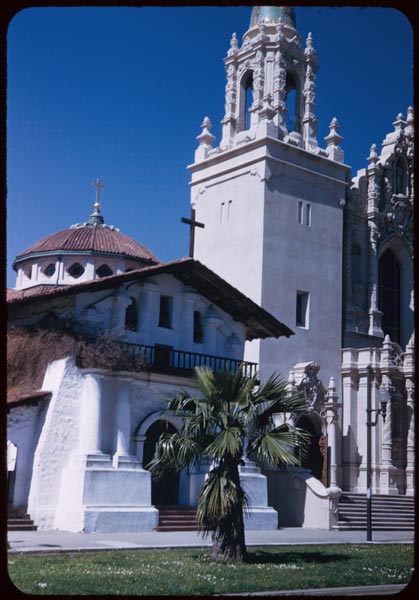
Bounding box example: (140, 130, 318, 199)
(158, 296, 172, 328)
(378, 249, 401, 344)
(193, 311, 203, 343)
(68, 262, 85, 279)
(97, 264, 113, 278)
(125, 297, 138, 331)
(44, 263, 56, 277)
(244, 73, 253, 129)
(285, 72, 301, 133)
(296, 291, 309, 328)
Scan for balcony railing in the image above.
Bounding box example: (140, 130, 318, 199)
(116, 342, 258, 377)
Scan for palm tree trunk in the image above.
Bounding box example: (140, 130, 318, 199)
(211, 460, 247, 562)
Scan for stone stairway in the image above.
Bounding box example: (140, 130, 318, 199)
(7, 505, 37, 531)
(334, 493, 415, 531)
(155, 506, 198, 532)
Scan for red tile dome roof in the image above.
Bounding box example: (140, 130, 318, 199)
(14, 223, 160, 266)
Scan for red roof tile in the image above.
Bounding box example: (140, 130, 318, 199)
(7, 259, 294, 341)
(15, 225, 160, 264)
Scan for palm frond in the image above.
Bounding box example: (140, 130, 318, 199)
(206, 427, 243, 460)
(146, 432, 201, 478)
(247, 426, 311, 469)
(197, 465, 249, 535)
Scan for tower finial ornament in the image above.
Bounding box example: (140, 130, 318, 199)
(92, 178, 105, 213)
(89, 178, 105, 226)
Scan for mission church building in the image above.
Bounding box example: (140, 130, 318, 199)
(7, 6, 414, 534)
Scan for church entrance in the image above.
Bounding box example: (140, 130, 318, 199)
(297, 415, 328, 486)
(143, 420, 179, 505)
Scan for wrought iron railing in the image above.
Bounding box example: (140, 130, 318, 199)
(117, 341, 258, 377)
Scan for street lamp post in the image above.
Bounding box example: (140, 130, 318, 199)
(366, 365, 387, 542)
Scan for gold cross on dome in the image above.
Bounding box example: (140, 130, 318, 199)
(92, 178, 105, 212)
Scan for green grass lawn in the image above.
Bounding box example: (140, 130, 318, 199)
(8, 544, 413, 596)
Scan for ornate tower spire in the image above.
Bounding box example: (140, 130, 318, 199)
(218, 5, 323, 154)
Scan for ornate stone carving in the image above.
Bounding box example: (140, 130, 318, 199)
(383, 193, 414, 246)
(297, 362, 327, 411)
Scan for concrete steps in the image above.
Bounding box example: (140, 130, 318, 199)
(155, 506, 198, 532)
(7, 506, 37, 531)
(334, 493, 415, 531)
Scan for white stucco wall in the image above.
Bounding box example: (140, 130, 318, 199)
(7, 399, 49, 508)
(27, 358, 84, 529)
(191, 137, 349, 389)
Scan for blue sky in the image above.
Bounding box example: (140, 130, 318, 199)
(7, 5, 413, 288)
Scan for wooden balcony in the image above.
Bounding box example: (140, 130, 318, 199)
(116, 341, 258, 377)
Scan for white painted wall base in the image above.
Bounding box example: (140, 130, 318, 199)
(266, 467, 341, 529)
(244, 508, 278, 530)
(54, 453, 158, 532)
(240, 461, 278, 530)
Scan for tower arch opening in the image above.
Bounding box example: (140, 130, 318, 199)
(284, 71, 302, 134)
(238, 71, 254, 132)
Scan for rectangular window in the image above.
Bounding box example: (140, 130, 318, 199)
(298, 201, 303, 224)
(305, 203, 311, 226)
(193, 310, 203, 343)
(296, 291, 309, 328)
(158, 295, 172, 328)
(298, 201, 311, 227)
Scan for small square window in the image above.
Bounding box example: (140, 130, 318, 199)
(158, 296, 172, 328)
(296, 291, 309, 328)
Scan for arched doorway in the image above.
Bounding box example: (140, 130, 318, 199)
(297, 414, 327, 485)
(143, 420, 179, 505)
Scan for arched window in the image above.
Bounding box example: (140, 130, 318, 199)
(125, 297, 138, 331)
(244, 73, 254, 130)
(96, 264, 113, 278)
(68, 262, 85, 278)
(285, 72, 301, 133)
(44, 263, 56, 278)
(378, 249, 401, 344)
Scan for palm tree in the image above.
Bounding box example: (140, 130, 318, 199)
(148, 366, 309, 562)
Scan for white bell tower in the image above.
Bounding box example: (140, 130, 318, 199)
(189, 6, 350, 387)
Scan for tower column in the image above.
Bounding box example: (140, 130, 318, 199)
(113, 382, 139, 468)
(367, 221, 384, 337)
(404, 334, 415, 495)
(78, 373, 110, 465)
(322, 377, 341, 490)
(302, 33, 319, 151)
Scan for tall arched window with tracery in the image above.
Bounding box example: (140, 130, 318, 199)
(378, 248, 401, 344)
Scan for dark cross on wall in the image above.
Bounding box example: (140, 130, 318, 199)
(181, 208, 205, 258)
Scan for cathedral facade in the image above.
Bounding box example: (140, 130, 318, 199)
(7, 7, 414, 533)
(189, 6, 414, 502)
